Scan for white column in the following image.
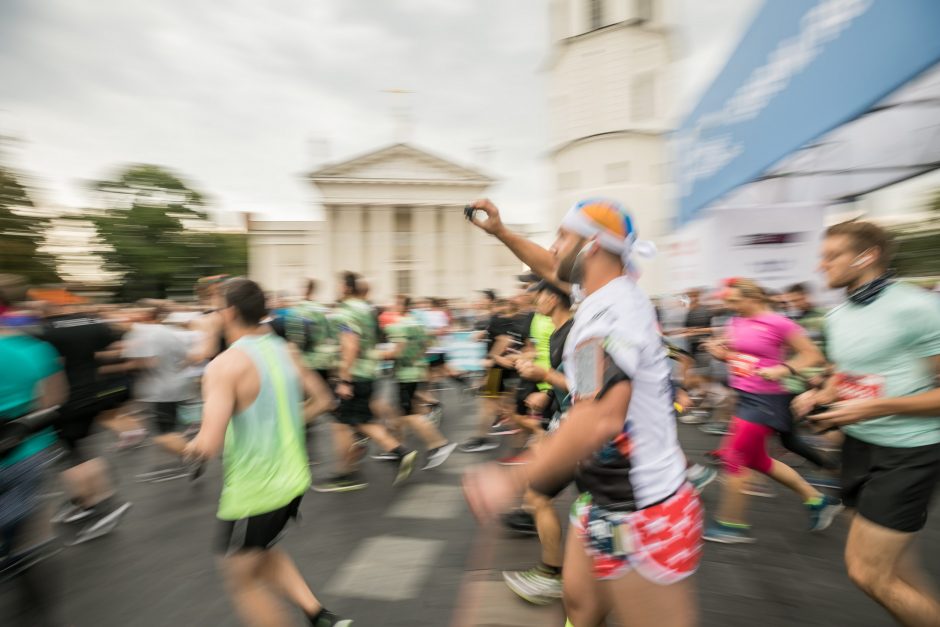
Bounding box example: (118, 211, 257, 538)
(441, 206, 466, 299)
(308, 219, 331, 302)
(335, 205, 364, 276)
(250, 239, 276, 292)
(370, 206, 394, 304)
(472, 227, 493, 295)
(413, 206, 437, 297)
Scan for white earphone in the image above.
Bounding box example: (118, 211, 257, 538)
(851, 255, 873, 268)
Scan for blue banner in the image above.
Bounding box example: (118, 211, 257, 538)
(675, 0, 940, 225)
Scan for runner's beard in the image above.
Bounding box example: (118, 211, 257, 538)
(557, 240, 588, 284)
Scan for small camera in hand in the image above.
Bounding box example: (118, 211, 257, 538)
(464, 205, 485, 223)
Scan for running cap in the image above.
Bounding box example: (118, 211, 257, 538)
(529, 279, 570, 299)
(529, 279, 572, 310)
(560, 198, 656, 272)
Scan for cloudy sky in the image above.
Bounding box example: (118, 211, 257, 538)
(0, 0, 758, 226)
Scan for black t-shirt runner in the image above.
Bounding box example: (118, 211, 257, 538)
(549, 318, 574, 371)
(684, 305, 714, 358)
(485, 314, 514, 354)
(40, 313, 123, 409)
(546, 317, 574, 416)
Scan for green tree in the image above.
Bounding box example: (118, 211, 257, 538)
(89, 164, 245, 300)
(891, 189, 940, 278)
(0, 165, 60, 284)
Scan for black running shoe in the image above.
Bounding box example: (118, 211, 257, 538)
(501, 509, 537, 535)
(459, 437, 499, 453)
(311, 476, 368, 493)
(67, 502, 132, 546)
(310, 608, 353, 626)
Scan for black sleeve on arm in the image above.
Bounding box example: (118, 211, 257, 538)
(595, 356, 630, 401)
(530, 352, 629, 499)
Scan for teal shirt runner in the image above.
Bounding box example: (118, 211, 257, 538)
(0, 334, 61, 468)
(217, 334, 311, 520)
(826, 283, 940, 448)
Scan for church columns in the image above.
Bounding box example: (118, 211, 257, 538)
(369, 207, 393, 303)
(334, 205, 364, 276)
(441, 205, 466, 299)
(413, 206, 438, 297)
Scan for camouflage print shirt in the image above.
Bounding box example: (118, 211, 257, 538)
(334, 298, 379, 381)
(286, 301, 338, 372)
(386, 315, 430, 383)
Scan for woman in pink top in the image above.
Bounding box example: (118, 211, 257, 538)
(702, 278, 842, 543)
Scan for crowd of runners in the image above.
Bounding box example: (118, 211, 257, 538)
(1, 197, 939, 626)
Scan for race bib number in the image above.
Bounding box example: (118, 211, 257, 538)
(728, 353, 759, 379)
(834, 373, 885, 401)
(573, 338, 605, 401)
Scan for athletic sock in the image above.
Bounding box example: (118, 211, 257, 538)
(804, 495, 824, 507)
(538, 563, 562, 577)
(308, 607, 336, 626)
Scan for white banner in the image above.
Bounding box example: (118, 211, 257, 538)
(667, 204, 827, 294)
(711, 205, 826, 292)
(665, 218, 711, 293)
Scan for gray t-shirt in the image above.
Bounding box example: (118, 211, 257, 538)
(123, 323, 190, 402)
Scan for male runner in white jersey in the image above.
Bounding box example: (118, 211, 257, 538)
(184, 278, 350, 627)
(463, 198, 701, 627)
(793, 221, 940, 626)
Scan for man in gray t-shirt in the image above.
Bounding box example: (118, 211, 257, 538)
(121, 304, 196, 480)
(124, 321, 189, 405)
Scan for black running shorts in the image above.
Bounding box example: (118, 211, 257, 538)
(335, 380, 376, 427)
(216, 495, 303, 556)
(55, 403, 99, 454)
(147, 401, 180, 435)
(841, 435, 940, 533)
(398, 381, 421, 415)
(515, 380, 541, 416)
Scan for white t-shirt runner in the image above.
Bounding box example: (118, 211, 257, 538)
(563, 276, 687, 509)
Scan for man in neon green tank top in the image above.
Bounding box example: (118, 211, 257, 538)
(508, 304, 555, 442)
(185, 278, 352, 627)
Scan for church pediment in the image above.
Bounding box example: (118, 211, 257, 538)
(309, 143, 494, 186)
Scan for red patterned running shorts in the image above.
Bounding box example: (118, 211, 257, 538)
(570, 483, 703, 583)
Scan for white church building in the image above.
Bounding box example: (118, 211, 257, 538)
(248, 143, 530, 304)
(250, 0, 675, 300)
(548, 0, 673, 293)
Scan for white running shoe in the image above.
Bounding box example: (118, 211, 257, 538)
(423, 442, 458, 470)
(66, 502, 132, 546)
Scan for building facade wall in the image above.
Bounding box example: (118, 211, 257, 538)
(548, 0, 673, 294)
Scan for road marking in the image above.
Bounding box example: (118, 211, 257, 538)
(386, 484, 466, 519)
(325, 535, 444, 601)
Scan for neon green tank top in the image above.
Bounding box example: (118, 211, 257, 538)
(530, 314, 555, 392)
(217, 334, 311, 520)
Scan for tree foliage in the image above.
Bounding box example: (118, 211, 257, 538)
(0, 165, 60, 284)
(89, 164, 246, 300)
(891, 189, 940, 278)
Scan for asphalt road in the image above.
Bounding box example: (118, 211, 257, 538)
(3, 383, 939, 627)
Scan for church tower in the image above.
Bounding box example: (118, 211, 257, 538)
(548, 0, 673, 292)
